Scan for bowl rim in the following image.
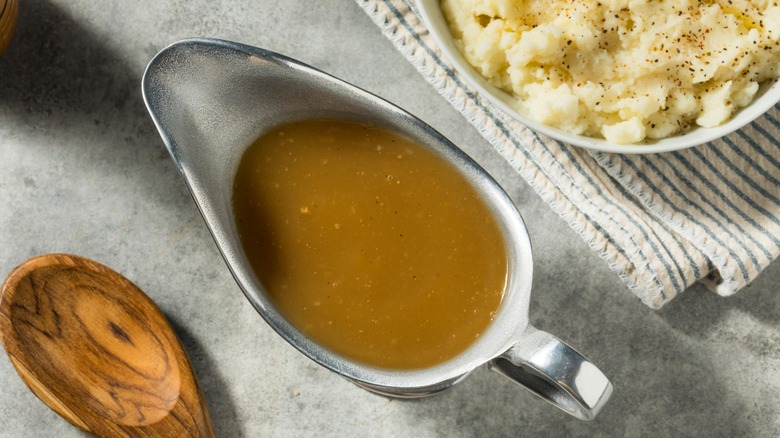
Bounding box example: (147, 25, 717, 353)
(415, 0, 780, 154)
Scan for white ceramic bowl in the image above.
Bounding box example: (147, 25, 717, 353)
(416, 0, 780, 154)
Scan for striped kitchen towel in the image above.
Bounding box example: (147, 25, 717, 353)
(356, 0, 780, 309)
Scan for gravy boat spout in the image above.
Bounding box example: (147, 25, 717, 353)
(142, 38, 611, 420)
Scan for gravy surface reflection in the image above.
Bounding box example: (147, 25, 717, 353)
(233, 120, 507, 369)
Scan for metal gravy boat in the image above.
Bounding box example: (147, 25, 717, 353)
(142, 38, 612, 420)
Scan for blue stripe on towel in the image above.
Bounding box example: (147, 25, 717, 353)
(657, 153, 775, 263)
(736, 125, 780, 171)
(698, 143, 780, 229)
(626, 154, 752, 282)
(590, 152, 702, 282)
(554, 145, 682, 295)
(762, 109, 780, 136)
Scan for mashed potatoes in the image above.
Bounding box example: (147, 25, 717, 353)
(441, 0, 780, 144)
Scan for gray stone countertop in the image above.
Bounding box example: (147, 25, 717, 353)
(1, 1, 779, 436)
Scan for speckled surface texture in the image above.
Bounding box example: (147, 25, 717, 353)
(1, 1, 779, 436)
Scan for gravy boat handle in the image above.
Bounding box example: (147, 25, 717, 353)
(487, 326, 613, 421)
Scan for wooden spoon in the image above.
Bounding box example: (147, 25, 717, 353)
(0, 254, 215, 437)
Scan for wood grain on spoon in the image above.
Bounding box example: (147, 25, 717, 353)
(0, 254, 215, 437)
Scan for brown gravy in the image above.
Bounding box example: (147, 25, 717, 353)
(232, 120, 507, 369)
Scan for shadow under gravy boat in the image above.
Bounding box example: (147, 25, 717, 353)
(142, 38, 612, 420)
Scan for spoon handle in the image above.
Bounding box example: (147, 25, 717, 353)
(0, 254, 215, 437)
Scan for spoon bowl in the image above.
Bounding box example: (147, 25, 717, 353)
(0, 254, 215, 437)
